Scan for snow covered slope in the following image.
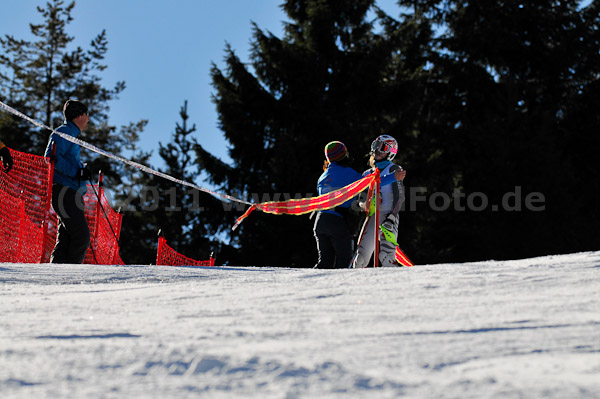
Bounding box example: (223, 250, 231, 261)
(1, 252, 599, 398)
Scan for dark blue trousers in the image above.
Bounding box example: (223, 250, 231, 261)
(50, 184, 90, 264)
(313, 212, 354, 269)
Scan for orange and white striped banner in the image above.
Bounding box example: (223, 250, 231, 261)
(232, 169, 380, 230)
(395, 247, 414, 267)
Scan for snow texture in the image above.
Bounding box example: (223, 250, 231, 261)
(1, 252, 599, 398)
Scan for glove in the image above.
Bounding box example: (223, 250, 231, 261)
(78, 165, 92, 182)
(394, 168, 406, 181)
(0, 146, 13, 173)
(355, 192, 368, 212)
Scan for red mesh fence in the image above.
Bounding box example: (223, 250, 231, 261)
(0, 188, 46, 262)
(156, 236, 216, 267)
(81, 183, 124, 265)
(2, 148, 215, 267)
(0, 149, 53, 263)
(0, 147, 123, 265)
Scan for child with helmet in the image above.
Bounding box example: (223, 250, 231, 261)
(351, 135, 406, 268)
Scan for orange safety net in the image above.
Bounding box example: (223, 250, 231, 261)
(156, 236, 216, 267)
(0, 149, 54, 263)
(0, 147, 123, 265)
(81, 183, 124, 265)
(0, 188, 46, 262)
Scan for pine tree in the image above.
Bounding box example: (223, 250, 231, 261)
(0, 0, 145, 186)
(201, 0, 425, 267)
(118, 101, 231, 265)
(396, 0, 600, 261)
(0, 0, 154, 264)
(154, 100, 220, 262)
(203, 0, 600, 265)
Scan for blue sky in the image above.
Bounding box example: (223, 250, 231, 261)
(1, 0, 398, 170)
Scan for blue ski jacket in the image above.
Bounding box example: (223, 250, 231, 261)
(364, 160, 405, 215)
(44, 121, 86, 191)
(317, 162, 398, 217)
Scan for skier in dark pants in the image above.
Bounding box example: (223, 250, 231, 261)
(44, 100, 92, 264)
(313, 141, 405, 269)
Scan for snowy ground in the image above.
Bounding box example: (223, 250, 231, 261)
(1, 252, 599, 399)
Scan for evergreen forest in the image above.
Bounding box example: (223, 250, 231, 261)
(1, 0, 599, 266)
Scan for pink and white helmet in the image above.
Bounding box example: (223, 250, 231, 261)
(370, 135, 398, 161)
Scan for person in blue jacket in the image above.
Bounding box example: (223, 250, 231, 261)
(44, 100, 92, 264)
(313, 141, 406, 269)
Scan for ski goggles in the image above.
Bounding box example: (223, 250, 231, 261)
(371, 141, 397, 155)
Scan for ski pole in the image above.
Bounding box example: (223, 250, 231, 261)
(373, 169, 381, 267)
(87, 173, 121, 266)
(88, 174, 119, 244)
